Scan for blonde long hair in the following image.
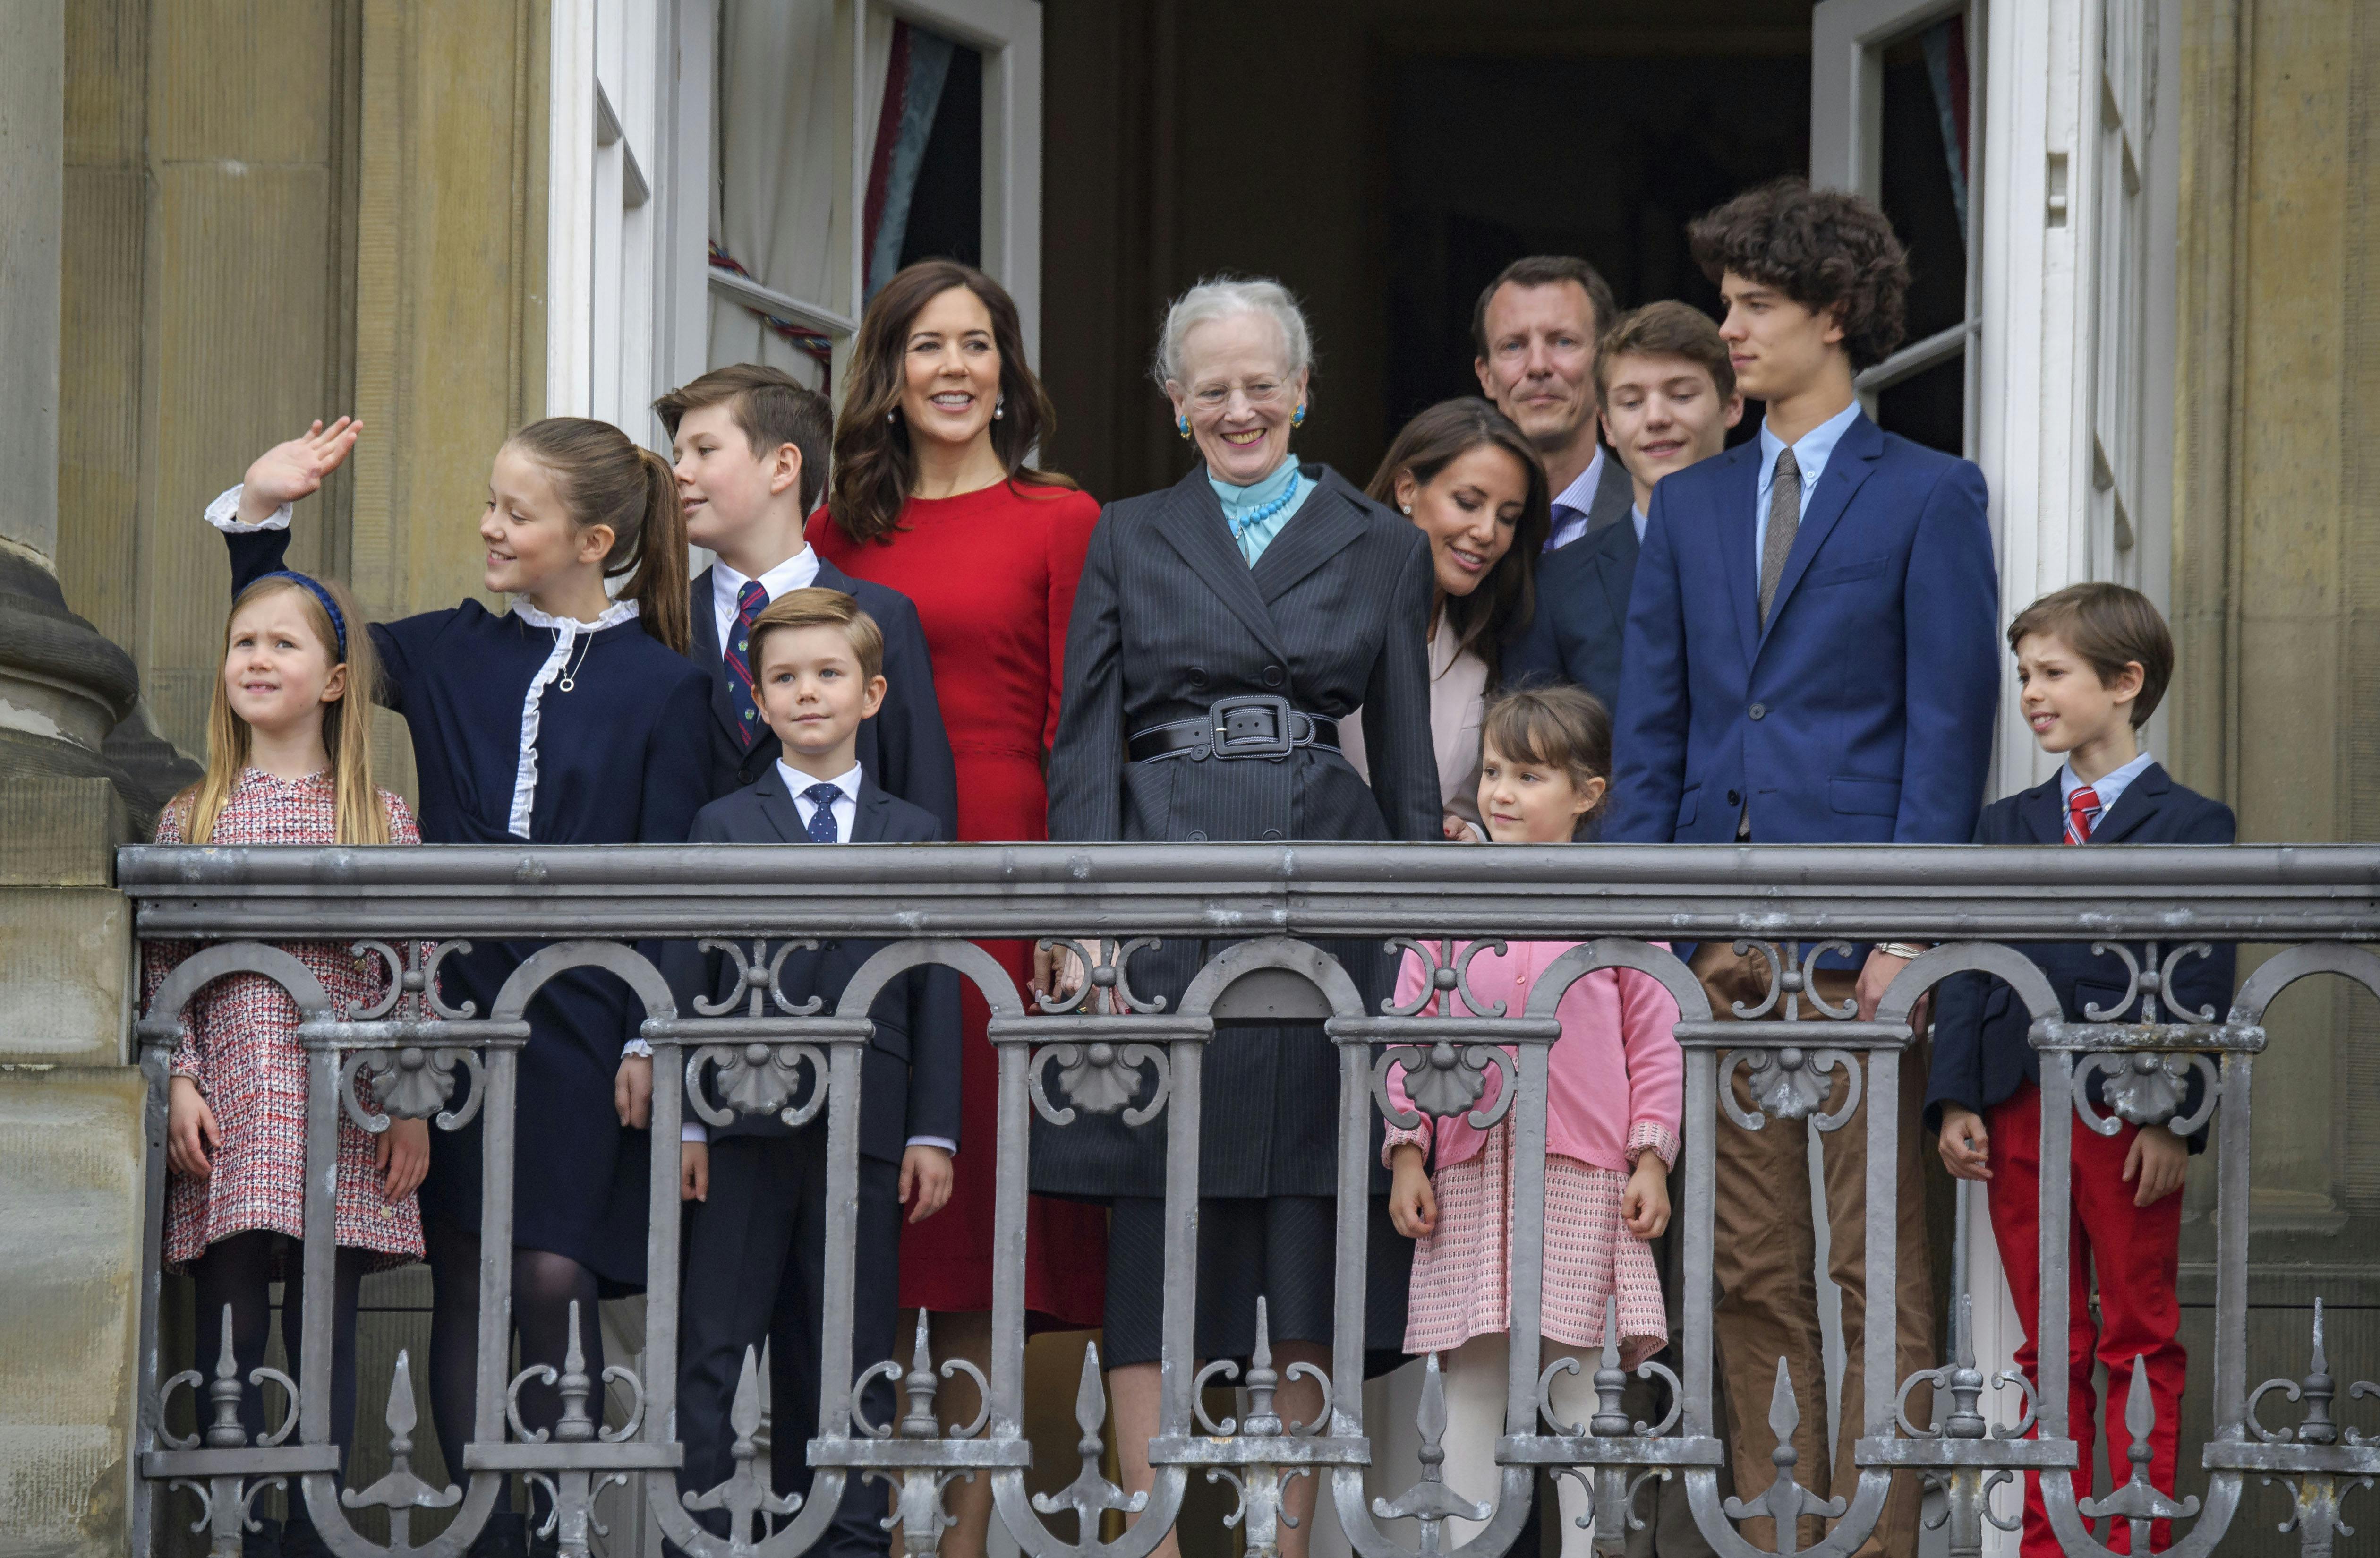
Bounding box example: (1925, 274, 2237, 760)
(179, 574, 389, 845)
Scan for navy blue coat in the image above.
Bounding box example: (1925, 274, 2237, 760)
(687, 561, 959, 833)
(223, 524, 713, 1289)
(1606, 412, 1999, 847)
(1502, 511, 1640, 713)
(1924, 763, 2237, 1149)
(663, 768, 962, 1165)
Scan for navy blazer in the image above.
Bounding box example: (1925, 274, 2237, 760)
(1503, 509, 1639, 712)
(1925, 763, 2237, 1150)
(1606, 412, 1999, 846)
(663, 768, 963, 1165)
(688, 560, 959, 835)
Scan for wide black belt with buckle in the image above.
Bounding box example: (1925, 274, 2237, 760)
(1127, 694, 1340, 762)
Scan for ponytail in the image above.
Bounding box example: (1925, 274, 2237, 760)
(504, 418, 691, 655)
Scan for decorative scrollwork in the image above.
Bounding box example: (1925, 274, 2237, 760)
(687, 1041, 829, 1129)
(1371, 1352, 1491, 1556)
(1897, 1294, 2036, 1443)
(1721, 1045, 1862, 1132)
(343, 937, 477, 1020)
(2074, 1051, 2220, 1137)
(2075, 1353, 2200, 1540)
(682, 1344, 801, 1544)
(1538, 1295, 1681, 1439)
(1372, 1042, 1517, 1132)
(2081, 939, 2219, 1023)
(340, 1044, 486, 1133)
(1382, 937, 1510, 1018)
(1721, 1357, 1846, 1543)
(1724, 939, 1858, 1021)
(1033, 936, 1166, 1015)
(1029, 1040, 1169, 1126)
(694, 936, 822, 1017)
(1032, 1342, 1146, 1541)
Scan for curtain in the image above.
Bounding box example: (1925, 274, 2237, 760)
(863, 21, 957, 300)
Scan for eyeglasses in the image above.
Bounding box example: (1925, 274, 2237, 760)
(1191, 378, 1289, 408)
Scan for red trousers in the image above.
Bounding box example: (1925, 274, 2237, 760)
(1984, 1080, 2186, 1557)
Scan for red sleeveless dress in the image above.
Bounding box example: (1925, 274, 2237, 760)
(810, 480, 1108, 1325)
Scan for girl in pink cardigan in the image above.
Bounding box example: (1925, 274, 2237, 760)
(1386, 687, 1683, 1551)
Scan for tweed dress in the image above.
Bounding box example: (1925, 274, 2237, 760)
(147, 770, 427, 1272)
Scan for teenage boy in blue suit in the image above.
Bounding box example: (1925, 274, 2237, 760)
(668, 588, 961, 1558)
(1606, 179, 2000, 1556)
(657, 365, 959, 832)
(1930, 583, 2233, 1558)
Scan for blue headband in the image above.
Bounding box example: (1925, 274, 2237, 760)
(253, 571, 348, 660)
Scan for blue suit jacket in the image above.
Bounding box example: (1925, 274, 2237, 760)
(1924, 763, 2237, 1149)
(1607, 411, 1999, 846)
(688, 561, 959, 835)
(662, 769, 962, 1165)
(1503, 511, 1639, 713)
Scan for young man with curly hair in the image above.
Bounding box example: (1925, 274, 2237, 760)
(1606, 179, 2001, 1556)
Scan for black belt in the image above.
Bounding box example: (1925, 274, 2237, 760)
(1127, 694, 1340, 762)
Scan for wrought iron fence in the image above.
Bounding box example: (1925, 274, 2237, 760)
(117, 841, 2380, 1558)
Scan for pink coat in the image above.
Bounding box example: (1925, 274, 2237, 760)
(1387, 941, 1682, 1173)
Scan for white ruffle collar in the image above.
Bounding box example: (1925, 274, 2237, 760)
(505, 596, 641, 837)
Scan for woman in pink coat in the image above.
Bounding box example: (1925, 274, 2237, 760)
(1385, 685, 1683, 1556)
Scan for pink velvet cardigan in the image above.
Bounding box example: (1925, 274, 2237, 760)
(1386, 940, 1683, 1173)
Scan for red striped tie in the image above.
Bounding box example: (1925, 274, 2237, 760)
(2065, 783, 2101, 845)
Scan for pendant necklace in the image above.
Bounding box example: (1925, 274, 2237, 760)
(555, 627, 596, 693)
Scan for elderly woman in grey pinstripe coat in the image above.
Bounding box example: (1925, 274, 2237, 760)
(1040, 276, 1441, 1558)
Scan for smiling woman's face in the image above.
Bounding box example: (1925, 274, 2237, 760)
(1395, 441, 1531, 601)
(899, 284, 1002, 452)
(1167, 311, 1306, 487)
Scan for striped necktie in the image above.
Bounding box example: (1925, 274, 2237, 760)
(725, 580, 768, 749)
(2065, 783, 2102, 845)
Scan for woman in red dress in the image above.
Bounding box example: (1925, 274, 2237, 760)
(809, 258, 1107, 1558)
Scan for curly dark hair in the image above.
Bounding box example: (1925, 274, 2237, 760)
(1686, 179, 1911, 371)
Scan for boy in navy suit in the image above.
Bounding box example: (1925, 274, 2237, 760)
(670, 588, 961, 1558)
(657, 364, 959, 832)
(1930, 582, 2234, 1558)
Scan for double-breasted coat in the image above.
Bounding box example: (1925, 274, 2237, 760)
(1040, 462, 1441, 1202)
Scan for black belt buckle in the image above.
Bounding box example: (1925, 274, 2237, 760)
(1209, 693, 1297, 759)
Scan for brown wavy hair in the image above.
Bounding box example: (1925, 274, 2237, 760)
(1687, 178, 1911, 370)
(1365, 398, 1550, 683)
(825, 260, 1075, 546)
(505, 417, 690, 654)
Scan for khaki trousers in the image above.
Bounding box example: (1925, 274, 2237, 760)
(1695, 944, 1934, 1557)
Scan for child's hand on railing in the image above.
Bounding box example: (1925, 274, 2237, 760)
(237, 417, 363, 526)
(166, 1075, 219, 1180)
(378, 1117, 429, 1201)
(901, 1144, 954, 1223)
(1622, 1154, 1671, 1239)
(1936, 1108, 1992, 1182)
(1387, 1144, 1436, 1238)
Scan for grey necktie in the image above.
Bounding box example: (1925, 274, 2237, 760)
(1758, 446, 1800, 625)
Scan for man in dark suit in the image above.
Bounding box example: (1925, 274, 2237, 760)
(656, 364, 958, 831)
(1928, 583, 2232, 1558)
(1471, 255, 1633, 552)
(1606, 180, 2000, 1558)
(1506, 300, 1744, 710)
(668, 589, 960, 1558)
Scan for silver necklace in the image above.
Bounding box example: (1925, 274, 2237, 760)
(554, 628, 596, 693)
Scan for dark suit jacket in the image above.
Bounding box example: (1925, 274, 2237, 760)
(1503, 508, 1639, 712)
(687, 560, 959, 835)
(1925, 763, 2237, 1150)
(1041, 462, 1438, 1199)
(664, 768, 962, 1165)
(1607, 411, 1999, 847)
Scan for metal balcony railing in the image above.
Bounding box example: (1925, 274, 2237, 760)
(117, 842, 2380, 1558)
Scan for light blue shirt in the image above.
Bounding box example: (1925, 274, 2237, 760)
(1753, 398, 1864, 570)
(2060, 750, 2155, 829)
(1545, 445, 1610, 552)
(1630, 504, 1649, 545)
(1212, 459, 1313, 566)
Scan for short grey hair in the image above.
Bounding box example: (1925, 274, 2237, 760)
(1151, 276, 1314, 389)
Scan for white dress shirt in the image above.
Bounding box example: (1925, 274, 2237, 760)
(780, 758, 861, 841)
(1752, 397, 1864, 569)
(2060, 749, 2156, 828)
(1545, 445, 1611, 552)
(712, 547, 820, 658)
(1630, 504, 1649, 545)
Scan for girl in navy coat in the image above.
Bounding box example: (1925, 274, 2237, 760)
(209, 416, 712, 1545)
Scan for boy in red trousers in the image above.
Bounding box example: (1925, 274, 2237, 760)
(1927, 582, 2235, 1555)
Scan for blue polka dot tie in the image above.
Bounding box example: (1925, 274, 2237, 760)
(725, 580, 768, 749)
(802, 783, 844, 844)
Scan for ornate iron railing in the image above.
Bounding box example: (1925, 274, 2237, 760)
(118, 842, 2380, 1558)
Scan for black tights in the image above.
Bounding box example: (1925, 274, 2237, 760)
(188, 1230, 366, 1465)
(423, 1218, 605, 1515)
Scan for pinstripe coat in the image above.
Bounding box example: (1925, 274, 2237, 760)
(1040, 462, 1440, 1200)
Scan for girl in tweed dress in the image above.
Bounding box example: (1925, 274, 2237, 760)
(1386, 687, 1682, 1554)
(150, 571, 427, 1550)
